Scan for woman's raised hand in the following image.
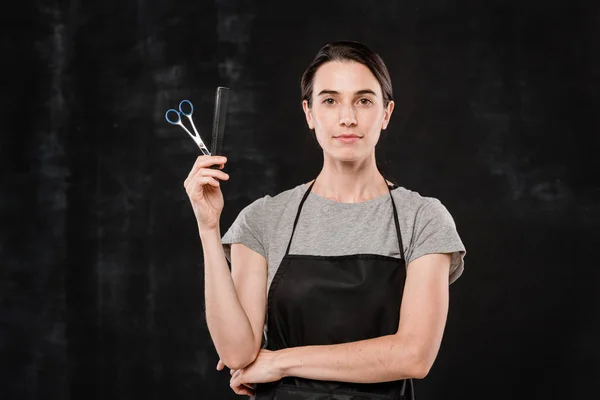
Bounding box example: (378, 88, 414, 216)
(184, 155, 229, 231)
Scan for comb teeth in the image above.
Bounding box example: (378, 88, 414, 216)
(211, 86, 230, 157)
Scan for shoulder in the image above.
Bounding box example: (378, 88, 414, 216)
(391, 186, 457, 229)
(238, 183, 306, 218)
(267, 183, 307, 206)
(391, 186, 443, 214)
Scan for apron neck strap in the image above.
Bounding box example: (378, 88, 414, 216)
(386, 180, 406, 261)
(285, 179, 316, 255)
(285, 177, 405, 261)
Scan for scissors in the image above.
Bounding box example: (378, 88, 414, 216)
(165, 100, 211, 155)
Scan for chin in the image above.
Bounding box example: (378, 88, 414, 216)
(326, 149, 364, 162)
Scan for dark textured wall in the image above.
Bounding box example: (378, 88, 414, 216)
(2, 0, 599, 399)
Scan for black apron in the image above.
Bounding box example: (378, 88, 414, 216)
(254, 178, 414, 400)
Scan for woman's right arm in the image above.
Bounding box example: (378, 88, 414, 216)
(201, 229, 267, 370)
(184, 155, 266, 370)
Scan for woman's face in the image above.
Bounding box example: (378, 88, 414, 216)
(302, 61, 394, 162)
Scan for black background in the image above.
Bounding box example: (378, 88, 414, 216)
(2, 0, 599, 399)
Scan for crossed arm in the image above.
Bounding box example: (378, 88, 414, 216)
(271, 252, 451, 382)
(216, 243, 451, 387)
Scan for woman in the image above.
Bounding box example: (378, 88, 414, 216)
(185, 41, 466, 399)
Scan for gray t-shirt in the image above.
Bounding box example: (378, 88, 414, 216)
(221, 183, 466, 292)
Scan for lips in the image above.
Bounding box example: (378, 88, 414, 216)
(334, 134, 362, 143)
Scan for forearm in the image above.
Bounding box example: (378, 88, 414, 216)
(201, 227, 256, 369)
(275, 335, 423, 383)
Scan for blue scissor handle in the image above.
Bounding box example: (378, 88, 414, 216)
(179, 100, 193, 116)
(165, 109, 181, 124)
(164, 100, 194, 124)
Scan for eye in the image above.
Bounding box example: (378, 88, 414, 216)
(322, 98, 336, 105)
(358, 98, 373, 106)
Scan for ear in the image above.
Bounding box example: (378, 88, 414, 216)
(381, 100, 395, 130)
(302, 100, 314, 130)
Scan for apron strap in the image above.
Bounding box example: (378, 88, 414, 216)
(284, 177, 406, 261)
(284, 179, 316, 256)
(386, 180, 406, 262)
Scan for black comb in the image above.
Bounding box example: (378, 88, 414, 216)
(211, 86, 229, 158)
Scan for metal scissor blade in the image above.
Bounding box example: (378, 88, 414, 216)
(183, 115, 210, 155)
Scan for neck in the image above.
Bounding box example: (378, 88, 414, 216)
(309, 153, 391, 203)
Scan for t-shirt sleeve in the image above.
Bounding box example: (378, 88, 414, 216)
(407, 199, 466, 285)
(221, 197, 267, 264)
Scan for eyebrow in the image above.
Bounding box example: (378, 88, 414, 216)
(316, 89, 377, 96)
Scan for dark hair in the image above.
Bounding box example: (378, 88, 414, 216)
(301, 41, 393, 108)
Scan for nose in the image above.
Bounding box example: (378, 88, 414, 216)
(338, 104, 357, 127)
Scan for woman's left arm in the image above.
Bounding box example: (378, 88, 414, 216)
(230, 253, 451, 387)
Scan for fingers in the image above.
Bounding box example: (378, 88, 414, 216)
(187, 155, 227, 181)
(230, 372, 254, 396)
(221, 366, 254, 396)
(230, 383, 254, 396)
(184, 168, 230, 191)
(185, 168, 230, 189)
(187, 175, 221, 190)
(199, 168, 230, 181)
